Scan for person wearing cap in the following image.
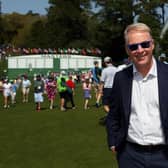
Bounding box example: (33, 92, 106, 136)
(159, 53, 168, 64)
(99, 57, 117, 124)
(117, 58, 132, 71)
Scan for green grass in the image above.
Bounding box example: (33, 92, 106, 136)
(0, 84, 117, 168)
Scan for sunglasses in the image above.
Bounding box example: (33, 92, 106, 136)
(127, 40, 152, 51)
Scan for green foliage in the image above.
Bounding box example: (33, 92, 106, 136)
(133, 0, 168, 56)
(0, 13, 46, 47)
(25, 20, 48, 48)
(45, 0, 91, 48)
(160, 31, 168, 55)
(0, 60, 7, 78)
(91, 0, 133, 60)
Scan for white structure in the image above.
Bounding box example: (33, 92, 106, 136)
(8, 54, 102, 78)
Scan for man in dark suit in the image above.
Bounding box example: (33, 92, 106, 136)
(106, 22, 168, 168)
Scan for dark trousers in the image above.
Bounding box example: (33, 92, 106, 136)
(68, 92, 75, 107)
(64, 92, 75, 108)
(117, 142, 168, 168)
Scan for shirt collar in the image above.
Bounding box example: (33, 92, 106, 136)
(106, 63, 113, 67)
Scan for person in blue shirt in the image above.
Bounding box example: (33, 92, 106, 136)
(91, 61, 102, 107)
(10, 79, 18, 104)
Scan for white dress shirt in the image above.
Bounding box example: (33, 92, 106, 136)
(127, 58, 165, 145)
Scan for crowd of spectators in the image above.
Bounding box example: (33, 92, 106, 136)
(0, 44, 102, 60)
(0, 56, 132, 111)
(0, 71, 92, 110)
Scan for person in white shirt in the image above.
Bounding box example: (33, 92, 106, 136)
(2, 79, 12, 108)
(117, 58, 132, 71)
(99, 57, 118, 125)
(100, 56, 118, 113)
(21, 75, 31, 102)
(106, 22, 168, 168)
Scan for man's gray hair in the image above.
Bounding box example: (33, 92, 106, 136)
(124, 23, 152, 43)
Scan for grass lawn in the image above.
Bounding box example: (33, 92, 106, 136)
(0, 84, 117, 168)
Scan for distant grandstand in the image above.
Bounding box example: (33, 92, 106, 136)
(7, 54, 102, 78)
(0, 46, 102, 58)
(0, 45, 102, 78)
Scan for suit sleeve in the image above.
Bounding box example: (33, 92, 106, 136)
(106, 73, 122, 149)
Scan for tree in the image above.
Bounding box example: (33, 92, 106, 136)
(0, 13, 45, 47)
(91, 0, 134, 61)
(25, 19, 48, 48)
(93, 0, 167, 60)
(133, 0, 168, 55)
(0, 16, 5, 44)
(45, 0, 91, 48)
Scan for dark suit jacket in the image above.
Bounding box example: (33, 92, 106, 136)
(106, 59, 168, 151)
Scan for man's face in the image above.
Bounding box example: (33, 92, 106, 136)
(125, 31, 154, 69)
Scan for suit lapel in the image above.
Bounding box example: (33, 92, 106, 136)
(122, 66, 133, 121)
(157, 61, 168, 120)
